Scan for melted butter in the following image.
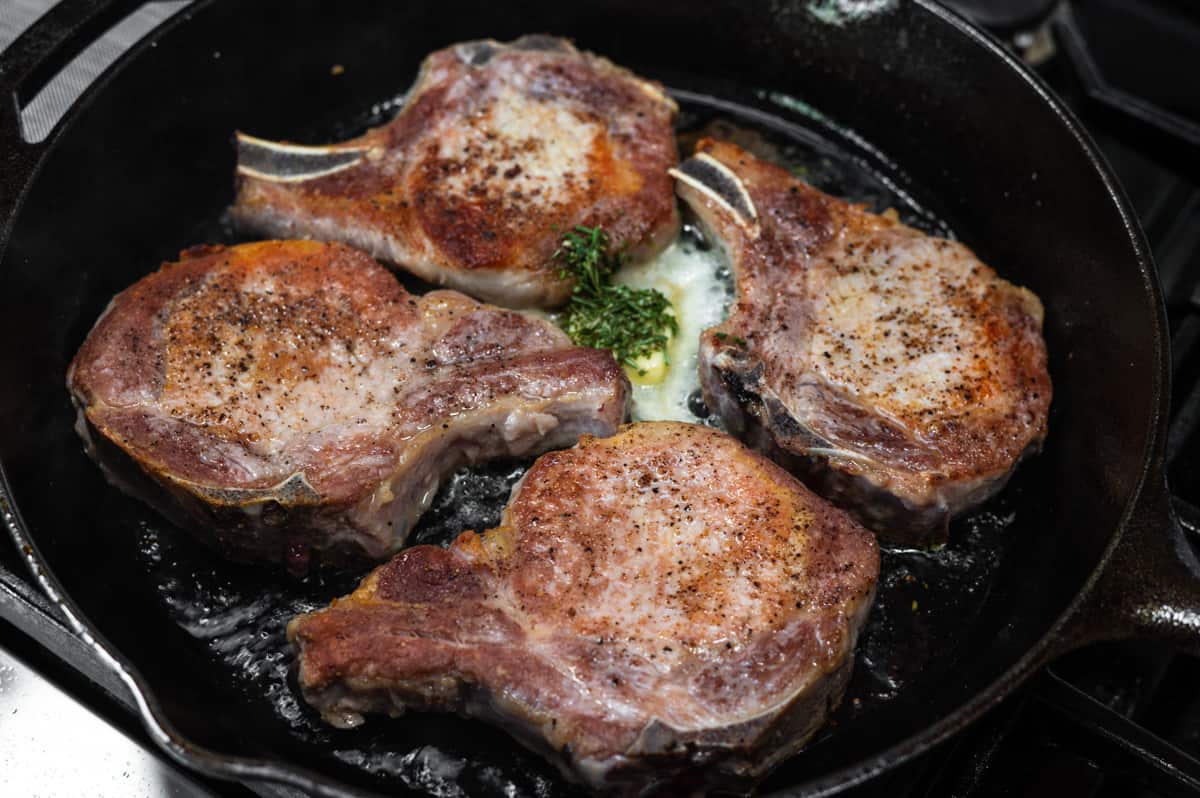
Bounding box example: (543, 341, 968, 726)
(627, 347, 670, 385)
(616, 236, 731, 422)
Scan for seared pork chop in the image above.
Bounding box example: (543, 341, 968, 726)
(289, 421, 878, 793)
(67, 240, 628, 572)
(673, 140, 1051, 546)
(231, 35, 679, 308)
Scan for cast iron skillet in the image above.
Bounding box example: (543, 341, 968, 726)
(3, 0, 1200, 795)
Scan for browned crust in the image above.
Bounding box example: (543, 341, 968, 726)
(231, 37, 679, 308)
(70, 241, 407, 495)
(289, 422, 879, 792)
(67, 240, 630, 570)
(681, 139, 1052, 545)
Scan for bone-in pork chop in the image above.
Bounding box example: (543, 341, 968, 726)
(67, 240, 628, 572)
(231, 35, 679, 309)
(672, 140, 1051, 546)
(288, 421, 878, 793)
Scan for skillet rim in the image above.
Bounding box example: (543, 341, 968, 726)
(764, 1, 1168, 794)
(0, 0, 1168, 795)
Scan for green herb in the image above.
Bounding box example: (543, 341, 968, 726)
(561, 285, 676, 368)
(553, 226, 677, 368)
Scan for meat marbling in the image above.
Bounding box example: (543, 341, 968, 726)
(232, 35, 679, 309)
(67, 240, 628, 571)
(288, 421, 879, 794)
(672, 140, 1052, 546)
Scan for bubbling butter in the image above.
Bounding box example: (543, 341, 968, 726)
(616, 235, 732, 422)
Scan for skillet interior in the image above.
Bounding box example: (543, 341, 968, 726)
(0, 0, 1162, 794)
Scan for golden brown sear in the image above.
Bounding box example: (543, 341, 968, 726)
(67, 240, 628, 571)
(675, 140, 1051, 546)
(232, 36, 679, 308)
(289, 421, 878, 793)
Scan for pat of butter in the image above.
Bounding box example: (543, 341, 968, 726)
(627, 349, 668, 385)
(626, 303, 676, 386)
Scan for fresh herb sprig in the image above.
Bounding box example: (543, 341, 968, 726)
(554, 226, 678, 372)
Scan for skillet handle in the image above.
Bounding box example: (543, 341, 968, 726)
(0, 0, 140, 240)
(1054, 464, 1200, 657)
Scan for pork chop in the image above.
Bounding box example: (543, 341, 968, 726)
(231, 35, 680, 309)
(288, 421, 879, 794)
(672, 140, 1051, 546)
(67, 240, 629, 572)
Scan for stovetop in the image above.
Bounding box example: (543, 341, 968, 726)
(2, 2, 1200, 797)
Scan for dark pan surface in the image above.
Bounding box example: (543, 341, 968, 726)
(0, 0, 1164, 795)
(117, 90, 1022, 795)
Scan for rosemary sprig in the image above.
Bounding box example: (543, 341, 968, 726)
(553, 226, 678, 370)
